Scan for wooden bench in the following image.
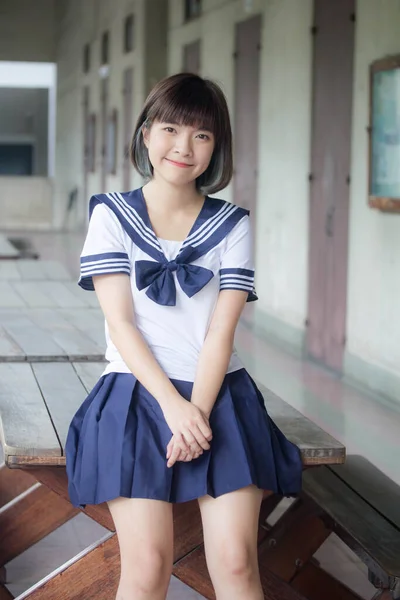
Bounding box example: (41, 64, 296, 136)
(0, 363, 347, 599)
(303, 458, 400, 600)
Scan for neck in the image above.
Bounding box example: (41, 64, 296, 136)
(143, 178, 204, 213)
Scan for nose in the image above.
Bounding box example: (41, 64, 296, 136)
(174, 132, 192, 157)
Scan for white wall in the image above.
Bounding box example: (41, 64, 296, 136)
(168, 0, 313, 333)
(0, 0, 56, 63)
(0, 177, 53, 229)
(346, 0, 400, 383)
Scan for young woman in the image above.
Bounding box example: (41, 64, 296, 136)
(66, 73, 302, 600)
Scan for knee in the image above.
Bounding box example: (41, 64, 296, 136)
(121, 546, 171, 593)
(213, 542, 255, 581)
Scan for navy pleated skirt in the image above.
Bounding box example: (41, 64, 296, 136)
(66, 368, 302, 508)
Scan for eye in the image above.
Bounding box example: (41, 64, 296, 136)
(164, 126, 176, 133)
(197, 133, 211, 140)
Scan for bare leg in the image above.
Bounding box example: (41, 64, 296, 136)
(108, 497, 173, 600)
(198, 485, 265, 600)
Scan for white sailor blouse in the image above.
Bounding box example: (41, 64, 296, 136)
(78, 188, 257, 381)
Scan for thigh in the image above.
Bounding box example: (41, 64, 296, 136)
(198, 485, 264, 565)
(108, 496, 174, 568)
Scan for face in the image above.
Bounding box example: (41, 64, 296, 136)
(143, 120, 215, 188)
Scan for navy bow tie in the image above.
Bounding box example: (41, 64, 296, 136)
(135, 255, 214, 306)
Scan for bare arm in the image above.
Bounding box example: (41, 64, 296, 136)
(93, 273, 212, 462)
(166, 289, 248, 466)
(94, 273, 181, 410)
(191, 289, 248, 415)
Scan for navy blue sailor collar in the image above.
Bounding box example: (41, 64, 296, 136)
(89, 188, 249, 306)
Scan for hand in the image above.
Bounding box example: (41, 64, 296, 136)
(163, 399, 212, 468)
(166, 434, 204, 467)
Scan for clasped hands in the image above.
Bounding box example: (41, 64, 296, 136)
(164, 397, 212, 468)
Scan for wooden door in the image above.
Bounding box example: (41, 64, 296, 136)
(122, 68, 134, 191)
(82, 86, 90, 203)
(183, 40, 201, 74)
(233, 15, 261, 218)
(306, 0, 355, 372)
(100, 77, 109, 192)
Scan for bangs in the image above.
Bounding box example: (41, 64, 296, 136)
(147, 78, 220, 137)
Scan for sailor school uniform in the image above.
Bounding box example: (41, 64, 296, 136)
(65, 188, 302, 507)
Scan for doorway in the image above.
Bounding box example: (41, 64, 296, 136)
(306, 0, 355, 372)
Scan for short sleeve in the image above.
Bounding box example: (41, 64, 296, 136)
(219, 215, 258, 302)
(78, 203, 131, 291)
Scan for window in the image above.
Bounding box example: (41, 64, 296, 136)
(83, 43, 90, 73)
(87, 114, 96, 173)
(101, 31, 109, 65)
(184, 0, 202, 21)
(107, 109, 118, 175)
(124, 14, 135, 53)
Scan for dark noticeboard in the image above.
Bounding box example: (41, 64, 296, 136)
(369, 55, 400, 212)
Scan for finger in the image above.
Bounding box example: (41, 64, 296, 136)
(168, 435, 190, 467)
(196, 419, 213, 442)
(182, 429, 202, 454)
(166, 437, 174, 459)
(191, 424, 211, 450)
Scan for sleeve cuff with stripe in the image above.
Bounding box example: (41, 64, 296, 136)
(78, 252, 131, 291)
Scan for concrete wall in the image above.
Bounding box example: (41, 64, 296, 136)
(0, 177, 53, 229)
(0, 0, 56, 62)
(168, 0, 313, 345)
(344, 0, 400, 401)
(0, 88, 48, 176)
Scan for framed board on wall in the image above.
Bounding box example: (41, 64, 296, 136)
(369, 54, 400, 212)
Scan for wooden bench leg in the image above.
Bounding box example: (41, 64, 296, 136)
(0, 483, 78, 565)
(15, 534, 119, 600)
(258, 497, 331, 581)
(0, 463, 36, 508)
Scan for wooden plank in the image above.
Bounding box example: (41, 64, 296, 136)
(260, 385, 345, 465)
(60, 309, 105, 349)
(0, 363, 61, 459)
(26, 309, 104, 361)
(303, 467, 400, 577)
(16, 261, 47, 280)
(40, 261, 72, 281)
(29, 467, 115, 532)
(0, 312, 66, 361)
(292, 561, 363, 600)
(62, 282, 100, 308)
(0, 283, 25, 309)
(0, 463, 36, 508)
(32, 362, 90, 449)
(73, 361, 105, 393)
(15, 534, 119, 600)
(0, 484, 78, 565)
(173, 501, 204, 563)
(0, 262, 20, 280)
(258, 508, 330, 581)
(0, 327, 24, 361)
(10, 282, 58, 309)
(329, 456, 400, 530)
(173, 544, 308, 600)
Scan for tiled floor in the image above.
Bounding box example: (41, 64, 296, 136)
(2, 229, 399, 599)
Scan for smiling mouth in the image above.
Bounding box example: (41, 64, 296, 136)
(165, 158, 193, 168)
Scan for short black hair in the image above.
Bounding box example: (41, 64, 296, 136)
(130, 73, 233, 194)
